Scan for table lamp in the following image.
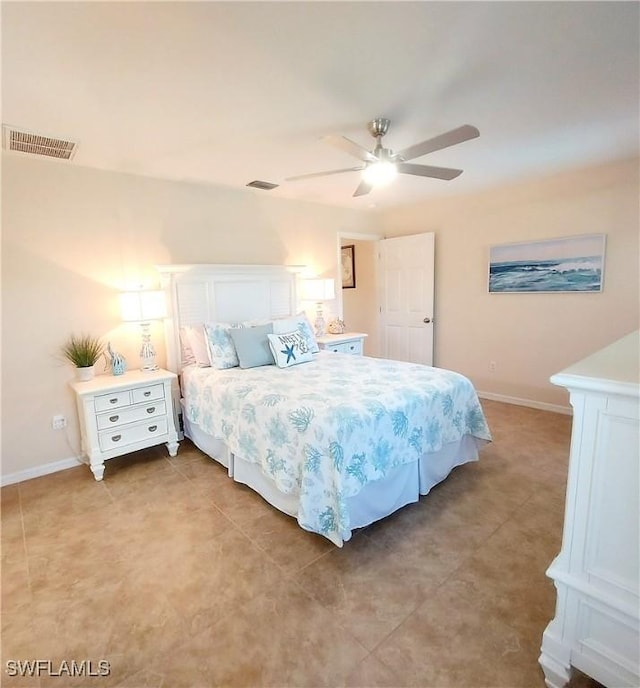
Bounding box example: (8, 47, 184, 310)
(302, 278, 335, 337)
(120, 290, 166, 371)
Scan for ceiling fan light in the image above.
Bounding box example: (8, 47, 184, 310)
(362, 161, 397, 186)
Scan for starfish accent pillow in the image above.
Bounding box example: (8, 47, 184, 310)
(267, 330, 313, 368)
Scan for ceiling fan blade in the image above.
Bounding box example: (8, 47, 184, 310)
(396, 125, 479, 162)
(286, 166, 364, 181)
(323, 135, 378, 163)
(396, 163, 463, 180)
(352, 179, 373, 197)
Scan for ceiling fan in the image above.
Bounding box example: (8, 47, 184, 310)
(286, 119, 479, 197)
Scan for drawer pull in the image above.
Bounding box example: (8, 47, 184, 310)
(109, 398, 118, 405)
(146, 406, 156, 414)
(349, 345, 355, 350)
(111, 434, 122, 442)
(148, 425, 158, 432)
(143, 391, 151, 397)
(109, 415, 119, 423)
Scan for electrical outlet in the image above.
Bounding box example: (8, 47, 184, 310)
(52, 415, 67, 430)
(488, 361, 497, 372)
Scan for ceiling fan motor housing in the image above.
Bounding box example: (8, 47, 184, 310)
(369, 146, 395, 163)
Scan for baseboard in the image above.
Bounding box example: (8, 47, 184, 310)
(1, 456, 85, 487)
(478, 391, 572, 416)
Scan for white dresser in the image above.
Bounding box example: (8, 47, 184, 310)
(316, 332, 367, 356)
(71, 369, 180, 481)
(539, 331, 639, 688)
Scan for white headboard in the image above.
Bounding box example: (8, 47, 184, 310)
(157, 264, 305, 373)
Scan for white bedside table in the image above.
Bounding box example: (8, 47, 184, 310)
(316, 332, 368, 356)
(70, 368, 180, 481)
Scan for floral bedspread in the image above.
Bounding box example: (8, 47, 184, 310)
(182, 352, 491, 545)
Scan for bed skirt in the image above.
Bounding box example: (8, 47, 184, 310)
(183, 408, 483, 540)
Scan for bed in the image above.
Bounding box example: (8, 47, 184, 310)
(159, 264, 491, 546)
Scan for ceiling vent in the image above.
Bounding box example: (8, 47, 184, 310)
(246, 180, 279, 191)
(2, 125, 77, 160)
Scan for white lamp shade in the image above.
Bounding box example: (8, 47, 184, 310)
(302, 278, 335, 301)
(120, 290, 166, 322)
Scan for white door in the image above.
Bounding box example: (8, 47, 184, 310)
(379, 233, 435, 365)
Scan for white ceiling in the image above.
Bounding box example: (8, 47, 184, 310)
(2, 1, 638, 210)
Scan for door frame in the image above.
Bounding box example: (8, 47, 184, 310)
(336, 231, 381, 322)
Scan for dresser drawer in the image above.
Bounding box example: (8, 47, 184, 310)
(98, 418, 168, 452)
(131, 384, 164, 404)
(96, 401, 167, 430)
(95, 390, 132, 412)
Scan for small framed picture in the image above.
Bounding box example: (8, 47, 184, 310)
(341, 245, 356, 289)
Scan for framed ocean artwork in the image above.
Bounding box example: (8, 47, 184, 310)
(488, 234, 606, 293)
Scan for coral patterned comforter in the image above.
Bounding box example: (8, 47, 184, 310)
(182, 352, 491, 545)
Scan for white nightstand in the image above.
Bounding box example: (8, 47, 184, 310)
(316, 332, 368, 356)
(70, 369, 180, 481)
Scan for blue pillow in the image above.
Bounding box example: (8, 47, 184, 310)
(229, 324, 275, 369)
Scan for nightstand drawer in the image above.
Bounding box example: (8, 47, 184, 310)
(98, 418, 168, 452)
(96, 401, 167, 430)
(317, 333, 367, 357)
(131, 384, 164, 404)
(95, 390, 132, 412)
(330, 340, 363, 355)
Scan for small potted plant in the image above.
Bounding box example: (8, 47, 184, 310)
(61, 334, 104, 381)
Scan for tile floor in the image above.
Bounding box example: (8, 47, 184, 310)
(1, 400, 603, 688)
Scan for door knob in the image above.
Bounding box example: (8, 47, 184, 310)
(423, 317, 431, 324)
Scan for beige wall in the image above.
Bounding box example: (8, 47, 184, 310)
(377, 157, 640, 409)
(1, 154, 375, 478)
(340, 239, 379, 357)
(3, 154, 638, 478)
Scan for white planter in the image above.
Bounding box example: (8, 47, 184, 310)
(75, 366, 95, 382)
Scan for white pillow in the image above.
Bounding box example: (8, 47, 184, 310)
(184, 325, 210, 367)
(267, 330, 313, 368)
(178, 327, 196, 366)
(273, 312, 319, 353)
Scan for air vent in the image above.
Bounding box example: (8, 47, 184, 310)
(246, 180, 279, 191)
(2, 125, 77, 160)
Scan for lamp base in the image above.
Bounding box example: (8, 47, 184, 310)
(314, 302, 326, 337)
(140, 323, 158, 372)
